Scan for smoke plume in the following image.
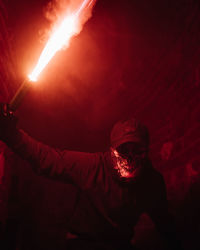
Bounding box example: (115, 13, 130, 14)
(42, 0, 97, 44)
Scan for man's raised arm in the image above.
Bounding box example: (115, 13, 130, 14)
(0, 103, 100, 188)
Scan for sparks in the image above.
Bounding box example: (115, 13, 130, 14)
(28, 0, 95, 82)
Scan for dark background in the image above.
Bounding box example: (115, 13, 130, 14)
(0, 0, 200, 249)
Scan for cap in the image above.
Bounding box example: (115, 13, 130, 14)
(110, 118, 149, 149)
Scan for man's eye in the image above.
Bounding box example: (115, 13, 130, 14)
(134, 151, 143, 156)
(118, 153, 129, 159)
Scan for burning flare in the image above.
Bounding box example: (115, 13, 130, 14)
(28, 0, 95, 82)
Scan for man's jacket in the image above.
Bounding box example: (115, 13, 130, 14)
(6, 130, 181, 249)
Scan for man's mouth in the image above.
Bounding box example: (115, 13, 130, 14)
(122, 163, 135, 173)
(115, 160, 139, 178)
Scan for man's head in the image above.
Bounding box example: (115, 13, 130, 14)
(110, 118, 149, 182)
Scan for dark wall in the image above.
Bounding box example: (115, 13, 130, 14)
(0, 0, 200, 249)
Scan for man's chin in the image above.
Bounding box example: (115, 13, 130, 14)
(119, 167, 142, 183)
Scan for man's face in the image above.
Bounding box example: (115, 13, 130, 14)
(111, 142, 147, 181)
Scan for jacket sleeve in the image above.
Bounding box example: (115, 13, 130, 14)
(6, 129, 101, 189)
(146, 172, 183, 250)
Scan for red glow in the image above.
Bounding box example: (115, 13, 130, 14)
(28, 0, 95, 82)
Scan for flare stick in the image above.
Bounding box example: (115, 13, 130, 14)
(9, 79, 32, 111)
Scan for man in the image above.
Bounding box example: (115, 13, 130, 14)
(0, 103, 182, 250)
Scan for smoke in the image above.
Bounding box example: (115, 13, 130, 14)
(41, 0, 97, 44)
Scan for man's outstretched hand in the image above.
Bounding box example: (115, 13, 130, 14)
(0, 103, 18, 142)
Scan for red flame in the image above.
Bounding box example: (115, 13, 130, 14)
(28, 0, 96, 82)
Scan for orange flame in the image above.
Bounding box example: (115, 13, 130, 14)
(28, 0, 95, 82)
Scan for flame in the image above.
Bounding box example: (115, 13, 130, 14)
(28, 0, 95, 82)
